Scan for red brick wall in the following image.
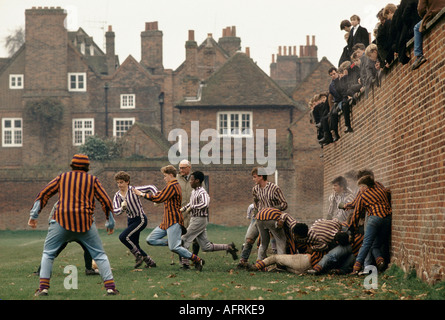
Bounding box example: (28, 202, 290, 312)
(322, 17, 445, 283)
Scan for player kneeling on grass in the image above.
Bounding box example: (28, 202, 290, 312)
(28, 154, 119, 296)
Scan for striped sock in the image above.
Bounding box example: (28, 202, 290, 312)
(255, 260, 266, 270)
(353, 260, 362, 272)
(104, 279, 116, 291)
(190, 254, 201, 263)
(313, 264, 322, 273)
(181, 257, 190, 266)
(376, 256, 384, 265)
(211, 243, 229, 251)
(39, 278, 50, 291)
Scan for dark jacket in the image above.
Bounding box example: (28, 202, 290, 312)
(348, 25, 370, 50)
(390, 0, 421, 64)
(377, 19, 395, 65)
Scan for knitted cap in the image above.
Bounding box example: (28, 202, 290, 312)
(71, 154, 90, 167)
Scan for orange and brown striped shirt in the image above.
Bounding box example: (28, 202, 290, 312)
(34, 170, 113, 232)
(145, 178, 184, 230)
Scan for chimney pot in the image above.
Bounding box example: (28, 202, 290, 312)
(306, 35, 310, 46)
(278, 46, 282, 56)
(312, 35, 315, 45)
(188, 30, 195, 41)
(272, 54, 275, 63)
(108, 25, 112, 32)
(300, 45, 304, 57)
(231, 26, 236, 36)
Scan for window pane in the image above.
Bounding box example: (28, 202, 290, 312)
(4, 131, 11, 144)
(14, 120, 21, 128)
(219, 114, 228, 135)
(242, 113, 251, 135)
(231, 114, 239, 135)
(4, 120, 11, 128)
(14, 130, 22, 144)
(78, 75, 84, 89)
(74, 131, 82, 144)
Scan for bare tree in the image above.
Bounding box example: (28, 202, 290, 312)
(4, 27, 25, 57)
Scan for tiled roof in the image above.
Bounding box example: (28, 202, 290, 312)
(176, 51, 299, 109)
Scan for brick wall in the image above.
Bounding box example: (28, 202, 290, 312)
(322, 15, 445, 284)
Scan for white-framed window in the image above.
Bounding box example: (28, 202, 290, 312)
(120, 94, 136, 109)
(68, 72, 86, 92)
(72, 118, 94, 145)
(9, 74, 24, 89)
(113, 118, 135, 138)
(217, 111, 252, 137)
(2, 118, 22, 147)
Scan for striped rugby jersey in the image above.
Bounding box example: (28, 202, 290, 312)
(34, 170, 113, 233)
(256, 207, 282, 221)
(350, 183, 392, 230)
(113, 185, 158, 218)
(306, 219, 342, 252)
(281, 212, 307, 254)
(145, 178, 184, 229)
(182, 186, 210, 217)
(252, 181, 288, 214)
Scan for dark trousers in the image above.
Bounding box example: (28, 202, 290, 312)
(119, 214, 148, 256)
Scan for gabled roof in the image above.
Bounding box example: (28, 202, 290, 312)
(125, 122, 172, 152)
(174, 35, 229, 74)
(176, 51, 300, 109)
(109, 54, 153, 80)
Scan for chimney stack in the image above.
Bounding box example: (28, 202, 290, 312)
(185, 30, 199, 96)
(25, 7, 67, 92)
(105, 25, 116, 74)
(140, 21, 163, 74)
(218, 26, 241, 56)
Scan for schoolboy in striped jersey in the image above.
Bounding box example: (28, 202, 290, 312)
(349, 175, 392, 274)
(179, 171, 238, 269)
(28, 154, 118, 296)
(238, 167, 288, 268)
(133, 165, 205, 271)
(113, 171, 157, 269)
(255, 208, 287, 260)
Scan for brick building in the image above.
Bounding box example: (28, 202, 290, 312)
(0, 7, 331, 229)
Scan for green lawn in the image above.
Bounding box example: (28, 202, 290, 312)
(0, 225, 444, 301)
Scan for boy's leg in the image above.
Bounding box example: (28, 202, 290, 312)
(78, 223, 116, 292)
(37, 221, 70, 293)
(256, 221, 270, 261)
(239, 219, 259, 265)
(147, 226, 168, 246)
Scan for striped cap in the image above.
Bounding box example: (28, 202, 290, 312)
(71, 154, 90, 167)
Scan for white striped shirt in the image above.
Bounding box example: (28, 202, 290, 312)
(113, 185, 158, 219)
(182, 186, 210, 217)
(252, 181, 288, 213)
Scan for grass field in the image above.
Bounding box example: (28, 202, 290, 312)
(1, 225, 444, 301)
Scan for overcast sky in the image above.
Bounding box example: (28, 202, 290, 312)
(0, 0, 395, 74)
